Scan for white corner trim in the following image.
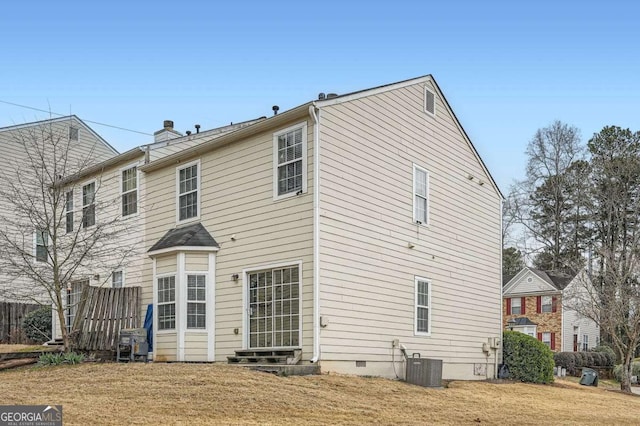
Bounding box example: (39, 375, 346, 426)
(207, 252, 216, 362)
(152, 258, 158, 361)
(177, 252, 186, 361)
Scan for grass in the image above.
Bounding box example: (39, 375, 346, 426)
(1, 363, 639, 425)
(0, 344, 55, 353)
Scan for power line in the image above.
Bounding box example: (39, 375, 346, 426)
(0, 99, 152, 136)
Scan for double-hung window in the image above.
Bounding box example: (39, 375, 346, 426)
(415, 277, 431, 335)
(65, 191, 74, 233)
(511, 297, 522, 315)
(187, 275, 206, 329)
(274, 123, 307, 199)
(582, 335, 588, 351)
(82, 182, 96, 228)
(157, 276, 176, 330)
(121, 166, 138, 217)
(413, 165, 429, 225)
(35, 230, 48, 262)
(542, 332, 552, 348)
(541, 295, 553, 313)
(178, 162, 199, 221)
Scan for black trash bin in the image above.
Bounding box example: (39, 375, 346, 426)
(580, 368, 598, 386)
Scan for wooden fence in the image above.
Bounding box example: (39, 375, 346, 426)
(0, 301, 41, 344)
(72, 286, 141, 351)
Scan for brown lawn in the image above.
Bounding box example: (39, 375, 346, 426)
(1, 363, 639, 425)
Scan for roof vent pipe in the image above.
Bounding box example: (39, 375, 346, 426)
(186, 130, 192, 136)
(195, 124, 200, 134)
(272, 105, 279, 116)
(318, 93, 326, 100)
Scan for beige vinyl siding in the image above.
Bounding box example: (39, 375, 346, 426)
(562, 273, 600, 351)
(143, 116, 315, 361)
(154, 333, 178, 361)
(184, 333, 208, 361)
(317, 80, 502, 379)
(185, 253, 208, 271)
(156, 255, 177, 275)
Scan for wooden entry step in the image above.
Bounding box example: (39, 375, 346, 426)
(227, 348, 302, 365)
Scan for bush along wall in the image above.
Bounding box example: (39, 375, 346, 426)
(22, 306, 52, 344)
(503, 331, 554, 384)
(553, 351, 615, 376)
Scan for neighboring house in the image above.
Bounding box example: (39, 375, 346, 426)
(503, 267, 599, 352)
(51, 118, 265, 339)
(0, 116, 118, 304)
(138, 75, 503, 380)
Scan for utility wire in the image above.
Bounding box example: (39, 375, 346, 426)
(0, 99, 152, 136)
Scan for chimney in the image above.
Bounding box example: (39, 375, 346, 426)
(154, 119, 183, 143)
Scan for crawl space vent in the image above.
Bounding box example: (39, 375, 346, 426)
(355, 361, 367, 368)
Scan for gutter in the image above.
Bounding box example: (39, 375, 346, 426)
(309, 104, 321, 363)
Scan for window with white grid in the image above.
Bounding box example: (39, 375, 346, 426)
(415, 277, 431, 335)
(82, 182, 95, 228)
(273, 123, 307, 199)
(178, 163, 198, 221)
(413, 165, 429, 225)
(35, 230, 48, 262)
(157, 276, 176, 330)
(121, 166, 137, 217)
(542, 295, 553, 313)
(187, 274, 206, 329)
(582, 334, 588, 351)
(542, 332, 552, 348)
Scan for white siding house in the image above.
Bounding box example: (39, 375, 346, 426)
(140, 75, 503, 380)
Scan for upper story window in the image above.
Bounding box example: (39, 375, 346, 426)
(121, 166, 138, 217)
(413, 164, 429, 225)
(541, 295, 553, 313)
(511, 297, 522, 315)
(177, 161, 199, 222)
(415, 277, 431, 335)
(82, 182, 96, 228)
(112, 270, 124, 288)
(35, 230, 48, 262)
(273, 123, 307, 199)
(65, 190, 74, 233)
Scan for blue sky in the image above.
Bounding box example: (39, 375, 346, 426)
(1, 1, 638, 192)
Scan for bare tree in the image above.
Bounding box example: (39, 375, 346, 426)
(0, 119, 136, 350)
(510, 121, 586, 272)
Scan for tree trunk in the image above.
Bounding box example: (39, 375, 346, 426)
(620, 356, 633, 393)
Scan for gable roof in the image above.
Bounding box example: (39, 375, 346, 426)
(148, 223, 219, 254)
(0, 115, 118, 156)
(140, 75, 504, 200)
(503, 266, 577, 293)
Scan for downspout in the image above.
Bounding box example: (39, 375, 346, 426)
(497, 198, 503, 379)
(309, 104, 321, 363)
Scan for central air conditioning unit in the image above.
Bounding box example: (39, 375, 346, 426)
(405, 354, 443, 388)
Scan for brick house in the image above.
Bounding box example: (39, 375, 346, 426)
(503, 267, 599, 352)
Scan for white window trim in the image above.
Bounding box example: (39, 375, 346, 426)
(542, 332, 552, 347)
(185, 272, 208, 332)
(81, 179, 97, 228)
(112, 269, 125, 288)
(120, 162, 139, 219)
(272, 122, 308, 201)
(242, 260, 303, 349)
(582, 334, 589, 351)
(156, 273, 177, 333)
(175, 159, 201, 224)
(541, 295, 553, 313)
(424, 87, 436, 117)
(414, 276, 432, 336)
(412, 164, 430, 226)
